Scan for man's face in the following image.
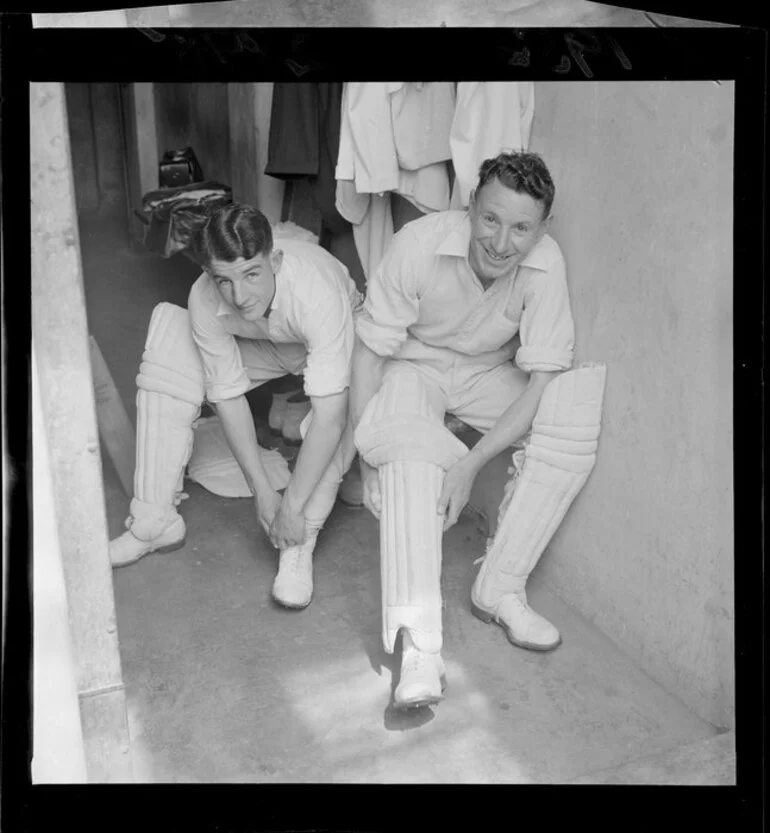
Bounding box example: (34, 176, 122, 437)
(468, 178, 549, 283)
(207, 249, 282, 321)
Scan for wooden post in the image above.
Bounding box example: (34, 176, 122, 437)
(118, 83, 145, 249)
(254, 82, 285, 224)
(118, 83, 158, 250)
(32, 347, 89, 784)
(89, 336, 135, 497)
(228, 82, 260, 208)
(132, 83, 159, 197)
(31, 81, 133, 782)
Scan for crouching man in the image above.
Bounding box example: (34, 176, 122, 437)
(110, 203, 361, 610)
(350, 151, 607, 709)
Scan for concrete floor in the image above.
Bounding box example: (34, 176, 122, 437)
(83, 214, 734, 784)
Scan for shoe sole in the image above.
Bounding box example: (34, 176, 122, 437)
(393, 693, 445, 710)
(393, 676, 447, 710)
(112, 536, 186, 569)
(272, 592, 312, 610)
(470, 601, 562, 652)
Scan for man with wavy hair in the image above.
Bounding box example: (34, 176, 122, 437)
(351, 151, 606, 709)
(110, 203, 361, 611)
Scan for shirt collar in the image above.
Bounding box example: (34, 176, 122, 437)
(434, 213, 551, 273)
(435, 214, 473, 258)
(518, 235, 552, 272)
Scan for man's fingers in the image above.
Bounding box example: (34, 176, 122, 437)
(442, 496, 460, 531)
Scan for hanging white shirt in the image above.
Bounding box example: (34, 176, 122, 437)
(336, 82, 454, 279)
(450, 82, 536, 209)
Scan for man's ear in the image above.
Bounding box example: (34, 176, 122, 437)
(270, 248, 283, 273)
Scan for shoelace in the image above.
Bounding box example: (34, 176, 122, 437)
(281, 547, 308, 574)
(280, 539, 317, 575)
(497, 592, 531, 617)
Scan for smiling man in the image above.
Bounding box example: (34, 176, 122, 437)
(350, 151, 606, 709)
(110, 203, 361, 611)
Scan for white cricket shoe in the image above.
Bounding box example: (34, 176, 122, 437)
(471, 589, 562, 651)
(272, 540, 314, 609)
(109, 516, 186, 569)
(393, 636, 446, 710)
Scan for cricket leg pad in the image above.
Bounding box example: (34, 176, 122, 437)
(121, 303, 205, 543)
(354, 365, 468, 470)
(471, 363, 607, 650)
(380, 460, 445, 656)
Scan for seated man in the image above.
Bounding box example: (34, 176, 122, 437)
(110, 203, 361, 610)
(350, 151, 606, 709)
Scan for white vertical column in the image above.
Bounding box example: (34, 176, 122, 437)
(30, 81, 134, 782)
(254, 82, 285, 224)
(32, 347, 89, 784)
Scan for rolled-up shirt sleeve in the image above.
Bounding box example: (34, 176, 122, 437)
(189, 290, 250, 404)
(301, 281, 355, 398)
(515, 258, 575, 373)
(355, 227, 422, 357)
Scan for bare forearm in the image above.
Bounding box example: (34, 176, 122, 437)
(285, 412, 345, 510)
(464, 371, 559, 474)
(215, 395, 273, 497)
(350, 338, 386, 429)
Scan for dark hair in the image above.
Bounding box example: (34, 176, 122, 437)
(476, 151, 555, 219)
(193, 203, 273, 267)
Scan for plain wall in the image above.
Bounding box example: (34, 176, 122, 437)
(528, 81, 734, 729)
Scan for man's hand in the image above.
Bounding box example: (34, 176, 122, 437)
(254, 489, 283, 537)
(268, 493, 307, 550)
(437, 457, 479, 532)
(360, 459, 382, 520)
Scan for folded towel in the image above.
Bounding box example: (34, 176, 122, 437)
(188, 416, 291, 498)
